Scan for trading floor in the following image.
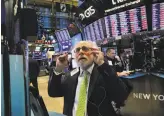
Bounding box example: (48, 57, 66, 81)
(38, 76, 63, 113)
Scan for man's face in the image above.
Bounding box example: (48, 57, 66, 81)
(107, 49, 116, 59)
(74, 42, 95, 70)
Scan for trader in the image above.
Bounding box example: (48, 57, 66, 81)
(105, 48, 130, 77)
(29, 54, 40, 94)
(105, 48, 133, 114)
(48, 41, 128, 116)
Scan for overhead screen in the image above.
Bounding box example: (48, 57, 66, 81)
(55, 29, 71, 52)
(152, 2, 164, 30)
(83, 18, 105, 41)
(105, 6, 147, 37)
(83, 6, 148, 39)
(55, 29, 71, 42)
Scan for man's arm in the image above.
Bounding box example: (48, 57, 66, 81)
(97, 63, 129, 104)
(48, 70, 65, 97)
(48, 53, 69, 97)
(36, 61, 40, 76)
(117, 71, 130, 77)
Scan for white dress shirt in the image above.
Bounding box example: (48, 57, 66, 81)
(72, 63, 95, 116)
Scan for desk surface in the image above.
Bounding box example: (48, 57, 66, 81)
(151, 73, 164, 78)
(121, 72, 146, 79)
(122, 72, 164, 79)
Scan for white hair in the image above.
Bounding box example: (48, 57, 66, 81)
(71, 40, 99, 58)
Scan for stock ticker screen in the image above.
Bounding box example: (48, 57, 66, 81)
(83, 6, 147, 39)
(83, 18, 105, 41)
(55, 29, 72, 52)
(152, 2, 164, 30)
(105, 6, 148, 37)
(55, 29, 71, 42)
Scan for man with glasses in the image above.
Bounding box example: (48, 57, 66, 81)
(48, 41, 128, 116)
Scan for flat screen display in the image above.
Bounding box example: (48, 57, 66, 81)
(83, 6, 147, 39)
(83, 18, 105, 41)
(58, 40, 72, 52)
(55, 29, 71, 42)
(104, 6, 148, 37)
(152, 2, 164, 30)
(71, 33, 82, 47)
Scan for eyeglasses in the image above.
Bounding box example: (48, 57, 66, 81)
(74, 46, 92, 53)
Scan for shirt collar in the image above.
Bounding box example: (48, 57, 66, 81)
(80, 63, 95, 76)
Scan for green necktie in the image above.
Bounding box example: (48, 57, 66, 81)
(76, 72, 88, 116)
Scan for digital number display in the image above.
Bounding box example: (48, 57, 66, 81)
(152, 3, 164, 30)
(55, 29, 71, 42)
(84, 18, 104, 40)
(104, 6, 147, 37)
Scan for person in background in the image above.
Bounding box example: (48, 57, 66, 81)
(105, 48, 133, 114)
(29, 54, 40, 94)
(105, 48, 130, 77)
(48, 41, 128, 116)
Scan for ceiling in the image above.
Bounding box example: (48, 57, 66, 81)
(27, 0, 78, 6)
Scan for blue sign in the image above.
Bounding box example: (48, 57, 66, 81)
(59, 40, 72, 52)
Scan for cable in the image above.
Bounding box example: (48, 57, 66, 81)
(88, 86, 107, 116)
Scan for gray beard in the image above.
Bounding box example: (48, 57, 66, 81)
(79, 62, 94, 71)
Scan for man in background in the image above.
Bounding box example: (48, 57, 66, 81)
(105, 48, 133, 115)
(105, 48, 130, 77)
(29, 54, 40, 94)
